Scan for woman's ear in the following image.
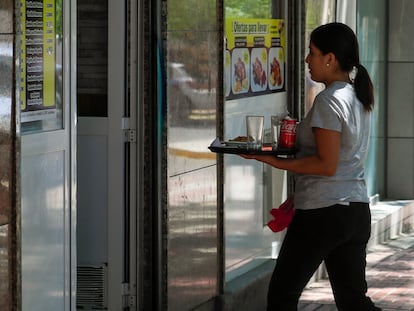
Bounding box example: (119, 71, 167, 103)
(325, 52, 336, 67)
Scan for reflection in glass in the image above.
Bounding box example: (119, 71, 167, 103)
(20, 0, 64, 133)
(166, 0, 219, 309)
(0, 4, 15, 309)
(357, 0, 386, 196)
(303, 0, 335, 114)
(223, 0, 287, 282)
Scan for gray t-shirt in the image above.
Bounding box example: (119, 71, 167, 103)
(294, 81, 370, 210)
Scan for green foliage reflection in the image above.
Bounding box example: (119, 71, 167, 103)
(56, 0, 62, 39)
(225, 0, 272, 19)
(167, 0, 216, 30)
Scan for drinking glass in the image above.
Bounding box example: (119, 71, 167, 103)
(246, 116, 264, 150)
(271, 115, 282, 150)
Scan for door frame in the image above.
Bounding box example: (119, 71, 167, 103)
(107, 0, 128, 308)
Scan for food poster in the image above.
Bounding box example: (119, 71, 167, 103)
(19, 0, 57, 122)
(225, 19, 286, 100)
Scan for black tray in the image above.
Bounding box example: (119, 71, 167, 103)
(208, 138, 296, 156)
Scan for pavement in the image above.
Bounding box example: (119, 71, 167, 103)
(298, 231, 414, 311)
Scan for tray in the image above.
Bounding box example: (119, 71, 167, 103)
(208, 137, 297, 156)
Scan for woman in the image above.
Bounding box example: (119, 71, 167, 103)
(241, 23, 381, 310)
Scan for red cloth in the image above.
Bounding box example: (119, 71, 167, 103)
(267, 196, 295, 232)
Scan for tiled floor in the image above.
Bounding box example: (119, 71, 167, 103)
(298, 233, 414, 311)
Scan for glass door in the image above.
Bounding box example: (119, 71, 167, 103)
(76, 0, 128, 309)
(18, 0, 77, 310)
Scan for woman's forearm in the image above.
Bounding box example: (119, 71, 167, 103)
(259, 155, 337, 176)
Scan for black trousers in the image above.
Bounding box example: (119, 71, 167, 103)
(267, 203, 381, 311)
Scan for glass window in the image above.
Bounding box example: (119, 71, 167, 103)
(19, 0, 64, 133)
(166, 0, 220, 309)
(356, 0, 387, 197)
(303, 0, 336, 115)
(224, 0, 288, 282)
(301, 0, 385, 197)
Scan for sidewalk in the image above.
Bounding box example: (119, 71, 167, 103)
(298, 201, 414, 311)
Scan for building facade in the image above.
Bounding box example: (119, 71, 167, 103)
(0, 0, 413, 310)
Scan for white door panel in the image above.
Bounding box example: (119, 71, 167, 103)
(21, 133, 68, 311)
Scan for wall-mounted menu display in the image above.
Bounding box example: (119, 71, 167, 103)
(225, 18, 286, 100)
(19, 0, 56, 123)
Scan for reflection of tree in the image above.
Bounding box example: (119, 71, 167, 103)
(167, 0, 218, 90)
(305, 0, 335, 31)
(168, 33, 217, 91)
(303, 0, 335, 116)
(168, 0, 216, 32)
(168, 0, 272, 30)
(225, 0, 272, 18)
(55, 0, 63, 39)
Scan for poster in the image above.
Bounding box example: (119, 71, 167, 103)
(19, 0, 56, 122)
(225, 18, 286, 100)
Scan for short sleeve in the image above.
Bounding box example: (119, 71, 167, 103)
(309, 93, 342, 132)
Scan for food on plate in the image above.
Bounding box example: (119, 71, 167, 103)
(229, 136, 248, 142)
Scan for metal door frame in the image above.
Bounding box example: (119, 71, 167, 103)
(20, 0, 77, 309)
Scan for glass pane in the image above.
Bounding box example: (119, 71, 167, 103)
(225, 0, 273, 18)
(166, 0, 219, 309)
(224, 0, 288, 282)
(357, 0, 387, 196)
(0, 2, 15, 310)
(0, 79, 12, 305)
(18, 0, 64, 133)
(303, 0, 336, 115)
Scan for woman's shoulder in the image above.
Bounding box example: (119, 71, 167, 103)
(316, 82, 355, 106)
(324, 81, 353, 96)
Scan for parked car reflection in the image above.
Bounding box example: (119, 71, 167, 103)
(168, 63, 216, 126)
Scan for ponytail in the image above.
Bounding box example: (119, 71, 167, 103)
(354, 64, 374, 112)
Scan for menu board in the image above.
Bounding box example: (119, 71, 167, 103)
(225, 18, 286, 100)
(19, 0, 56, 122)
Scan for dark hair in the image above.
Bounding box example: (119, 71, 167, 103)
(310, 22, 374, 112)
